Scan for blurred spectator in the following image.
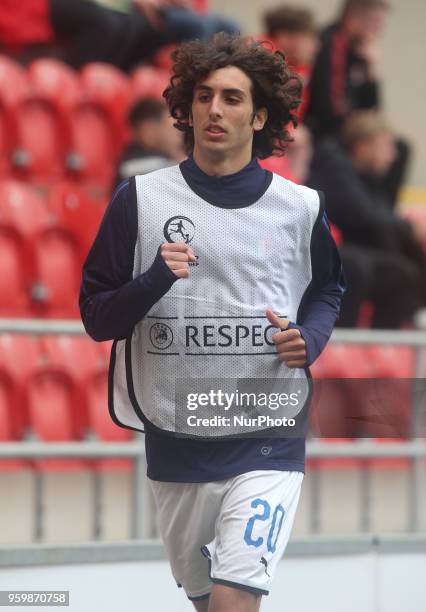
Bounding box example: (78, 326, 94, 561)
(285, 124, 313, 183)
(305, 0, 410, 207)
(263, 5, 318, 67)
(308, 111, 426, 328)
(0, 0, 239, 70)
(262, 5, 318, 119)
(260, 124, 313, 183)
(114, 98, 184, 187)
(305, 0, 389, 140)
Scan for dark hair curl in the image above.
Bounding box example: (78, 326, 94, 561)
(163, 32, 302, 159)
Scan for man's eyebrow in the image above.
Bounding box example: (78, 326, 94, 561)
(195, 85, 246, 96)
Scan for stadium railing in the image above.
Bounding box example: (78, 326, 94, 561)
(0, 319, 425, 539)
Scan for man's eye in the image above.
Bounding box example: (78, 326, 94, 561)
(198, 95, 210, 102)
(227, 98, 240, 104)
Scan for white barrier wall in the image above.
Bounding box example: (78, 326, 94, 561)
(0, 538, 425, 612)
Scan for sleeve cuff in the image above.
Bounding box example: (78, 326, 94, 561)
(287, 321, 314, 367)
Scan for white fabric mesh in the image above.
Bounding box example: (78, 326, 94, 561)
(111, 165, 320, 435)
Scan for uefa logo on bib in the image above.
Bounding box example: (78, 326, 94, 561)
(164, 216, 195, 245)
(149, 323, 174, 350)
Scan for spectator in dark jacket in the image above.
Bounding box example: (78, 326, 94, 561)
(305, 0, 410, 208)
(308, 111, 426, 328)
(0, 0, 239, 70)
(305, 0, 389, 140)
(114, 98, 184, 188)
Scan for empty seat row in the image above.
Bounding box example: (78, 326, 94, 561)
(0, 335, 421, 470)
(310, 344, 418, 440)
(311, 344, 415, 378)
(0, 334, 133, 472)
(0, 179, 105, 317)
(0, 56, 171, 189)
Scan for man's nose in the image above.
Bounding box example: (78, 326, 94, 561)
(209, 96, 223, 118)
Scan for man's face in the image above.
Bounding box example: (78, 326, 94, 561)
(349, 7, 388, 39)
(355, 130, 396, 176)
(135, 112, 184, 161)
(274, 31, 319, 66)
(190, 66, 267, 161)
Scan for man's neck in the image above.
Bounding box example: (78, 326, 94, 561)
(192, 146, 253, 177)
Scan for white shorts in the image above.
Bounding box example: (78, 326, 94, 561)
(150, 470, 303, 600)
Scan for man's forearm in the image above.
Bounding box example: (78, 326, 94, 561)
(80, 249, 177, 341)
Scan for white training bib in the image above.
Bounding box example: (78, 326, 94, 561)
(109, 165, 321, 437)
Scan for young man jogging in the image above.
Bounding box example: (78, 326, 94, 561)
(80, 33, 344, 612)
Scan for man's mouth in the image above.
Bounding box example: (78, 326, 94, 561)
(205, 125, 226, 135)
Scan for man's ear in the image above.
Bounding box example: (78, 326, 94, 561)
(253, 107, 268, 132)
(188, 111, 193, 127)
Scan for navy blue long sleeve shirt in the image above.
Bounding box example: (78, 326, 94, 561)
(80, 155, 345, 482)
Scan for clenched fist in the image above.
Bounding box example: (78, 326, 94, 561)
(266, 309, 307, 368)
(161, 242, 196, 279)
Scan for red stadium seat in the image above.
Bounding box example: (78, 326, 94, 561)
(9, 60, 81, 186)
(12, 99, 67, 185)
(98, 340, 113, 362)
(0, 224, 28, 315)
(39, 335, 131, 470)
(0, 372, 27, 471)
(79, 63, 131, 146)
(311, 344, 371, 378)
(310, 345, 373, 437)
(131, 66, 170, 101)
(0, 334, 40, 439)
(0, 58, 29, 177)
(366, 345, 414, 378)
(27, 59, 81, 114)
(86, 369, 133, 471)
(27, 368, 86, 471)
(0, 55, 30, 106)
(28, 336, 94, 470)
(47, 182, 105, 262)
(39, 335, 103, 406)
(152, 45, 176, 72)
(0, 181, 81, 317)
(30, 224, 81, 318)
(0, 180, 50, 315)
(65, 64, 131, 191)
(67, 105, 116, 191)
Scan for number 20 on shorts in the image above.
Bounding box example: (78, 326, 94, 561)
(244, 499, 286, 553)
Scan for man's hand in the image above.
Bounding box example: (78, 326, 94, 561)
(266, 309, 307, 368)
(161, 242, 196, 278)
(409, 218, 426, 247)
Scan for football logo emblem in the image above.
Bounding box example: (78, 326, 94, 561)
(164, 216, 195, 244)
(150, 323, 173, 350)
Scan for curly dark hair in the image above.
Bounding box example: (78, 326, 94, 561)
(163, 33, 302, 159)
